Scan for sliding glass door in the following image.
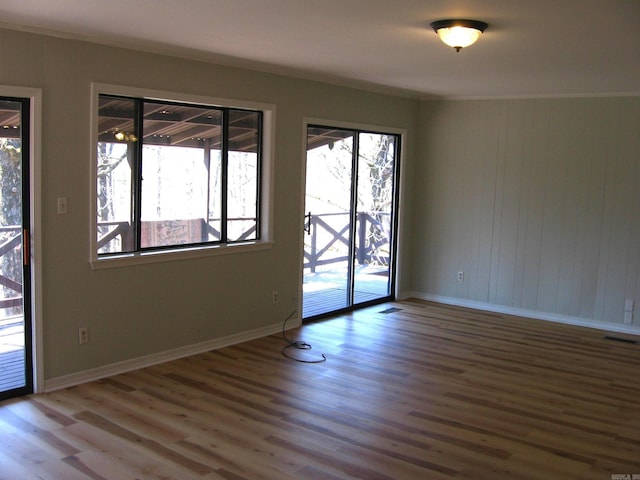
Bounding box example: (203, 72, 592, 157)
(302, 125, 400, 319)
(0, 97, 32, 399)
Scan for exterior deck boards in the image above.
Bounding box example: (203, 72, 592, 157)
(303, 287, 384, 318)
(0, 349, 25, 390)
(0, 318, 25, 392)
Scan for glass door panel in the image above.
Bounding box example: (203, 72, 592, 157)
(303, 128, 354, 318)
(353, 133, 396, 304)
(0, 97, 32, 399)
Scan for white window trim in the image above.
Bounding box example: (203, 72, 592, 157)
(89, 83, 275, 269)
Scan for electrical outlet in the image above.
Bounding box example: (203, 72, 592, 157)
(272, 291, 278, 304)
(78, 326, 89, 344)
(57, 196, 68, 215)
(457, 271, 464, 282)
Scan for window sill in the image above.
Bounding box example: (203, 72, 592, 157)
(89, 240, 274, 270)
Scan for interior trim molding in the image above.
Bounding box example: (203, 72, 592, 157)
(43, 318, 299, 392)
(430, 92, 640, 102)
(403, 291, 640, 336)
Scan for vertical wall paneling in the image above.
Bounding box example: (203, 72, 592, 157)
(577, 100, 608, 319)
(592, 100, 615, 321)
(511, 100, 534, 309)
(415, 96, 640, 331)
(600, 98, 640, 323)
(520, 100, 550, 311)
(470, 102, 499, 302)
(536, 100, 570, 314)
(493, 101, 525, 307)
(627, 102, 640, 317)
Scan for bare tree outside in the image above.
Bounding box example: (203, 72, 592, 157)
(97, 141, 130, 254)
(0, 137, 23, 319)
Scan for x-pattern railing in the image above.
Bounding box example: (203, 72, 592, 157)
(97, 218, 258, 253)
(3, 212, 390, 309)
(0, 227, 22, 309)
(304, 212, 390, 273)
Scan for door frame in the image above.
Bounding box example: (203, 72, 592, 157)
(0, 85, 43, 393)
(298, 117, 407, 321)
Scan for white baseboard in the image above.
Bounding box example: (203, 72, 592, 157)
(44, 318, 298, 392)
(405, 291, 640, 336)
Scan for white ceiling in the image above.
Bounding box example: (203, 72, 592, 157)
(1, 0, 639, 98)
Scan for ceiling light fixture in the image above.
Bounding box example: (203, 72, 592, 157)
(430, 19, 488, 52)
(113, 130, 137, 142)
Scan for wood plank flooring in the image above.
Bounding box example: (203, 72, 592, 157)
(1, 299, 639, 479)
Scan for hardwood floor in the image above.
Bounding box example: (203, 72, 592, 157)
(1, 299, 639, 479)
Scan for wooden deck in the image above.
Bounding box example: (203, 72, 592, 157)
(303, 287, 386, 318)
(302, 267, 391, 318)
(0, 349, 25, 391)
(1, 299, 638, 479)
(0, 317, 25, 392)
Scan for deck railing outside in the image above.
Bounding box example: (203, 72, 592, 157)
(96, 217, 258, 254)
(0, 212, 391, 311)
(303, 211, 391, 272)
(0, 226, 22, 312)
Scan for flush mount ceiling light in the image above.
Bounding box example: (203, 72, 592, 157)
(113, 130, 137, 142)
(430, 19, 488, 52)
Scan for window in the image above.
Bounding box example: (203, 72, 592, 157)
(95, 92, 264, 259)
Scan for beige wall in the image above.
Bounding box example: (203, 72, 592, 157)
(5, 25, 638, 385)
(0, 28, 418, 382)
(412, 96, 640, 333)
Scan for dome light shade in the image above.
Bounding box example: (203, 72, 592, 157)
(431, 19, 488, 52)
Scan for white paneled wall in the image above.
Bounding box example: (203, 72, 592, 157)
(412, 96, 640, 331)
